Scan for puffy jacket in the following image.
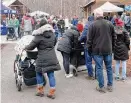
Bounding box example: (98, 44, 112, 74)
(57, 26, 80, 54)
(25, 24, 61, 73)
(114, 27, 130, 60)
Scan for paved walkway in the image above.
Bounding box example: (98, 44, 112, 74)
(0, 35, 18, 44)
(1, 43, 131, 103)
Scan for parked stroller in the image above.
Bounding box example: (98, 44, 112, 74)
(70, 42, 96, 78)
(14, 50, 46, 91)
(6, 26, 17, 40)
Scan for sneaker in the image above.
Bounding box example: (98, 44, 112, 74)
(86, 76, 95, 80)
(96, 86, 106, 93)
(115, 77, 120, 81)
(107, 85, 113, 92)
(65, 73, 73, 78)
(121, 78, 126, 82)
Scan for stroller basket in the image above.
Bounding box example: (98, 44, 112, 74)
(26, 50, 38, 59)
(8, 27, 15, 34)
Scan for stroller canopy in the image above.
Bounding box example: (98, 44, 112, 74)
(1, 3, 17, 14)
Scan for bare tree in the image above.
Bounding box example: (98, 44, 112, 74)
(20, 0, 87, 18)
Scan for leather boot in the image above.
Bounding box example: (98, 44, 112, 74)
(35, 86, 44, 97)
(47, 88, 56, 99)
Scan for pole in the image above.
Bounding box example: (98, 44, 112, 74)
(61, 0, 63, 16)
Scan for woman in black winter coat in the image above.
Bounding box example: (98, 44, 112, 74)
(114, 23, 130, 81)
(25, 19, 61, 99)
(57, 26, 80, 78)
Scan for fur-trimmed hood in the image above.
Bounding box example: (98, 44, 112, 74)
(32, 24, 54, 36)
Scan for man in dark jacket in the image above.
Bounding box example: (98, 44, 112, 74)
(86, 8, 116, 93)
(57, 26, 80, 78)
(79, 16, 94, 79)
(25, 19, 61, 99)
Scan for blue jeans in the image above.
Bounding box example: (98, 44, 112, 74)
(14, 27, 18, 38)
(115, 60, 127, 79)
(84, 49, 93, 77)
(93, 54, 113, 88)
(36, 71, 56, 87)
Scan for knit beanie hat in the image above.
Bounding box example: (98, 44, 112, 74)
(94, 8, 103, 18)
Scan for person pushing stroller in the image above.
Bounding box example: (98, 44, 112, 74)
(24, 18, 61, 99)
(57, 26, 80, 78)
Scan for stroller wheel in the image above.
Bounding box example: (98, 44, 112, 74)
(16, 79, 22, 91)
(73, 69, 78, 77)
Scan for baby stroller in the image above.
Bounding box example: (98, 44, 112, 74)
(14, 50, 46, 91)
(6, 26, 17, 40)
(70, 42, 96, 78)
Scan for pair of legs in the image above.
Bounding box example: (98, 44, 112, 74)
(36, 71, 56, 98)
(84, 49, 93, 77)
(125, 26, 130, 32)
(61, 52, 70, 74)
(115, 60, 127, 79)
(24, 31, 32, 35)
(93, 54, 113, 88)
(14, 27, 18, 38)
(36, 71, 55, 88)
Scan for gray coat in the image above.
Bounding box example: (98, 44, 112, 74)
(57, 27, 80, 54)
(25, 24, 61, 73)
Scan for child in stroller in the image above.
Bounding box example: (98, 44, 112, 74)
(6, 26, 17, 40)
(14, 35, 46, 91)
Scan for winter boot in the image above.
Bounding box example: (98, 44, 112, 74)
(35, 86, 44, 97)
(47, 88, 56, 99)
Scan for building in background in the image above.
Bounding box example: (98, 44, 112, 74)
(82, 0, 124, 18)
(3, 0, 30, 16)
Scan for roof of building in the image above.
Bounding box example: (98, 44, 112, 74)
(3, 0, 16, 6)
(83, 0, 124, 8)
(3, 0, 23, 6)
(83, 0, 95, 8)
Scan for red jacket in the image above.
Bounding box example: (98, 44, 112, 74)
(77, 23, 84, 32)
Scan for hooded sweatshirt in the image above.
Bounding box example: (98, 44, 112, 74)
(79, 16, 94, 43)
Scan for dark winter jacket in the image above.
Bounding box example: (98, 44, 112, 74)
(114, 26, 130, 60)
(57, 26, 80, 54)
(25, 24, 61, 73)
(86, 17, 116, 55)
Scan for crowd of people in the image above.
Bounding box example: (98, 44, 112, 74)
(13, 9, 131, 99)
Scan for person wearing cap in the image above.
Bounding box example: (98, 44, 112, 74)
(24, 18, 61, 99)
(78, 15, 94, 80)
(8, 14, 20, 39)
(86, 8, 116, 93)
(114, 18, 130, 81)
